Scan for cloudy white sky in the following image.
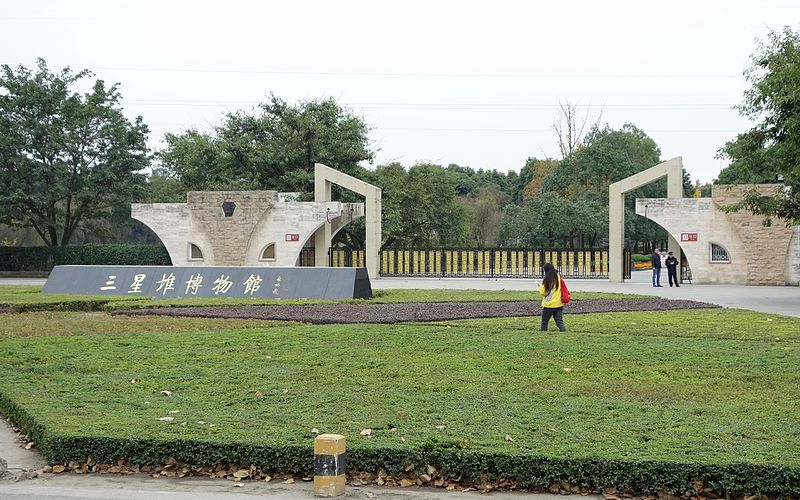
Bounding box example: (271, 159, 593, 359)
(2, 0, 798, 183)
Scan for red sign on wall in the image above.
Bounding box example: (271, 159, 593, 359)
(681, 233, 698, 242)
(285, 233, 300, 242)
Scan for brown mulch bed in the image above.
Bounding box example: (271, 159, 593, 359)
(110, 298, 720, 324)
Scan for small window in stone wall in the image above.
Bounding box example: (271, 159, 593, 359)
(710, 243, 730, 263)
(261, 243, 276, 260)
(188, 243, 204, 261)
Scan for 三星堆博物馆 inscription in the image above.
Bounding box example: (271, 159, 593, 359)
(43, 266, 372, 300)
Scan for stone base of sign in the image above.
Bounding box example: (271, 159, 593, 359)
(42, 266, 372, 300)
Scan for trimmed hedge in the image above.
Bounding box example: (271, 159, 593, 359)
(1, 393, 797, 496)
(0, 244, 171, 271)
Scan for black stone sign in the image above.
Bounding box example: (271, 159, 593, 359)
(43, 266, 372, 300)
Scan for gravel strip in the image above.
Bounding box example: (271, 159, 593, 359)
(110, 298, 720, 324)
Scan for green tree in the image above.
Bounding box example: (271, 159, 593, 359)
(158, 94, 373, 195)
(541, 124, 657, 248)
(0, 59, 149, 246)
(718, 27, 800, 225)
(460, 184, 507, 247)
(143, 167, 186, 203)
(372, 163, 468, 248)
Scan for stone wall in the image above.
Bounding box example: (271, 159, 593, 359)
(133, 191, 363, 267)
(712, 184, 795, 285)
(635, 198, 748, 284)
(635, 184, 798, 285)
(187, 191, 274, 266)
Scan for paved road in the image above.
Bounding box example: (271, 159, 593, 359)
(0, 472, 564, 500)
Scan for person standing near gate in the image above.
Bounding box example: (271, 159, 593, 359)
(539, 263, 567, 332)
(665, 251, 680, 287)
(651, 248, 663, 287)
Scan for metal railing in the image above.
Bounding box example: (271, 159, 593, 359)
(322, 248, 627, 279)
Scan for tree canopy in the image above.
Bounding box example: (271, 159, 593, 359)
(718, 27, 800, 225)
(500, 124, 671, 249)
(158, 94, 373, 195)
(369, 162, 469, 249)
(0, 59, 149, 246)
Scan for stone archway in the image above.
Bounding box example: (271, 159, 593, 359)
(608, 157, 684, 282)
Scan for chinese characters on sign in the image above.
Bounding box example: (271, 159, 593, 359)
(285, 233, 300, 242)
(43, 265, 370, 300)
(100, 272, 271, 298)
(681, 233, 698, 242)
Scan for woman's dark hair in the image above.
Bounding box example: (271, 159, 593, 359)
(543, 263, 559, 293)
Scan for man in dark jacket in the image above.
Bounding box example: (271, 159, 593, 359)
(651, 249, 662, 287)
(665, 251, 680, 287)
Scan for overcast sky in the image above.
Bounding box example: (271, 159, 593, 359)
(2, 0, 798, 183)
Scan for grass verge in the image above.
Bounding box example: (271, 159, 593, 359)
(0, 308, 798, 494)
(0, 285, 650, 312)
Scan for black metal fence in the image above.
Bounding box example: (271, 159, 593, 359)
(320, 248, 630, 279)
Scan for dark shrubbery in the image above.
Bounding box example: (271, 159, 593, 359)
(0, 244, 171, 271)
(2, 400, 796, 496)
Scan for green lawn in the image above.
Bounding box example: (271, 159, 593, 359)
(0, 285, 649, 312)
(0, 300, 798, 494)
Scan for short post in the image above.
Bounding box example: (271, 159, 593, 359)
(314, 434, 346, 497)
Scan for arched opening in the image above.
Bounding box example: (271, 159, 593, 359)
(260, 243, 276, 261)
(710, 243, 730, 263)
(188, 243, 204, 261)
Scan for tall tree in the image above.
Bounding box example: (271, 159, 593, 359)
(718, 27, 800, 225)
(158, 94, 373, 195)
(504, 124, 671, 248)
(372, 163, 468, 248)
(552, 99, 603, 159)
(460, 184, 507, 248)
(0, 59, 149, 246)
(521, 158, 559, 199)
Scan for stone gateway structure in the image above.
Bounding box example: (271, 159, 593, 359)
(637, 184, 800, 286)
(609, 158, 800, 286)
(132, 165, 381, 278)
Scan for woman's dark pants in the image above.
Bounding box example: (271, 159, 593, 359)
(541, 307, 566, 331)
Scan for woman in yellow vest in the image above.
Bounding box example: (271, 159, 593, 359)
(539, 262, 567, 331)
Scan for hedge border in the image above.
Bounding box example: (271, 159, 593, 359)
(1, 393, 797, 496)
(0, 244, 171, 272)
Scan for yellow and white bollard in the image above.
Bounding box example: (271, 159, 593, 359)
(314, 434, 346, 497)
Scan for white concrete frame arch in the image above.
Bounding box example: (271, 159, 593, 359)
(313, 163, 382, 280)
(609, 157, 684, 282)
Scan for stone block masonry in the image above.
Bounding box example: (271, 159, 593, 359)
(636, 184, 798, 285)
(132, 191, 363, 268)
